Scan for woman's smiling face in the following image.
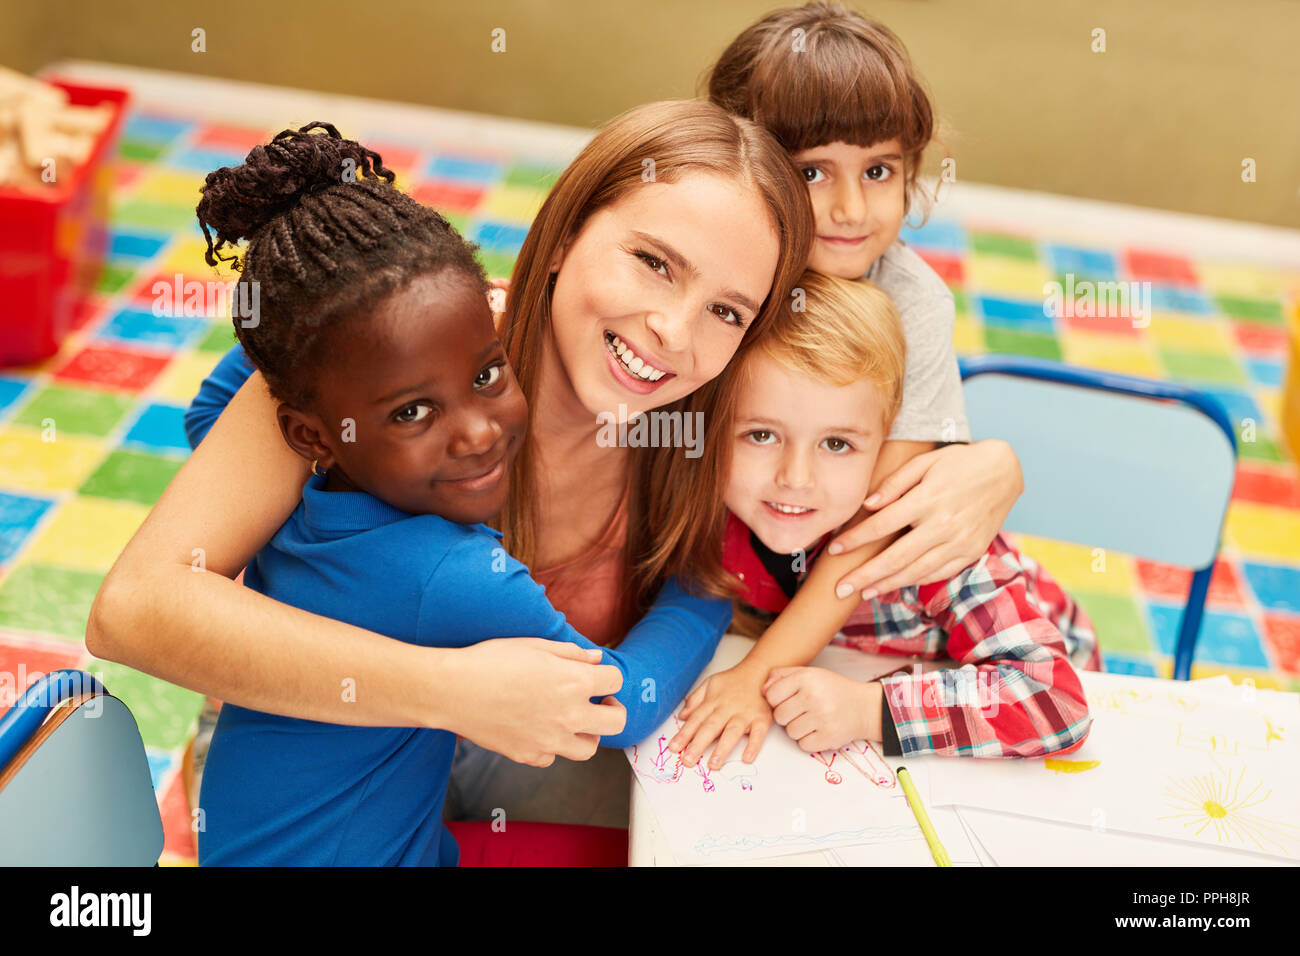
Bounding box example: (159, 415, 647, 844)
(546, 172, 781, 421)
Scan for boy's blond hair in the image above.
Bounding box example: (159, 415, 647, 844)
(751, 269, 906, 431)
(722, 270, 906, 639)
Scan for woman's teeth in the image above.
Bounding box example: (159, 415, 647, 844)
(767, 502, 813, 515)
(606, 332, 667, 382)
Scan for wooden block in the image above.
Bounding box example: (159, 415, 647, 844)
(0, 67, 102, 190)
(60, 131, 96, 166)
(0, 137, 19, 185)
(0, 65, 67, 107)
(18, 97, 56, 168)
(54, 102, 112, 137)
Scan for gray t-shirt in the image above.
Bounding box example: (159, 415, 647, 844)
(863, 239, 970, 443)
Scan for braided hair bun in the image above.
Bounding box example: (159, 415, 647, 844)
(193, 121, 487, 409)
(197, 122, 393, 268)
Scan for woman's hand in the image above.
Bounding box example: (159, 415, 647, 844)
(444, 638, 626, 767)
(826, 439, 1023, 598)
(763, 667, 882, 753)
(668, 662, 773, 768)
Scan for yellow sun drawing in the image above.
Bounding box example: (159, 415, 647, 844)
(1264, 716, 1284, 745)
(1157, 765, 1300, 857)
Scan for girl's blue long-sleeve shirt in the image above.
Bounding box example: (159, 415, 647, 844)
(188, 343, 731, 866)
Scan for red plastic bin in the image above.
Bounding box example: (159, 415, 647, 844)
(0, 79, 130, 367)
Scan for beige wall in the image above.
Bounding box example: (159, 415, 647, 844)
(6, 0, 1298, 227)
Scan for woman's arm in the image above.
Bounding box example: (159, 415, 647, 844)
(86, 368, 621, 765)
(88, 368, 419, 716)
(422, 533, 732, 750)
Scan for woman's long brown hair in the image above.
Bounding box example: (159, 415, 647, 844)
(498, 100, 813, 623)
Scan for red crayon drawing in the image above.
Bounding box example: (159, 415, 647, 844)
(841, 738, 897, 789)
(811, 750, 843, 785)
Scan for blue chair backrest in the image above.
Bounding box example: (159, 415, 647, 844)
(959, 355, 1237, 679)
(0, 669, 164, 865)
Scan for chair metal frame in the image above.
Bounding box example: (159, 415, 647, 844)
(959, 354, 1238, 680)
(0, 668, 105, 771)
(0, 668, 163, 865)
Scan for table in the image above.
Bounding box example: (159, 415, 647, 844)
(627, 637, 1299, 867)
(627, 635, 963, 867)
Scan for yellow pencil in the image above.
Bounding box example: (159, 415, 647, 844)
(897, 767, 951, 867)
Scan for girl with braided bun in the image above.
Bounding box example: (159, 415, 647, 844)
(88, 103, 812, 863)
(187, 121, 748, 868)
(185, 122, 766, 866)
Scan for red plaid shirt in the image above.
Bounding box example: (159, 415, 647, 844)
(723, 513, 1101, 758)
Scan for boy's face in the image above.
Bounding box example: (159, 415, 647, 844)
(724, 351, 887, 555)
(280, 269, 528, 525)
(792, 139, 907, 279)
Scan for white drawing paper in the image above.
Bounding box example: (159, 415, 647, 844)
(926, 671, 1300, 860)
(625, 638, 935, 864)
(953, 806, 1299, 867)
(829, 806, 981, 866)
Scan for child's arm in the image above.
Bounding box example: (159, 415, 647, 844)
(423, 537, 732, 751)
(668, 545, 866, 768)
(669, 439, 933, 769)
(827, 440, 1024, 598)
(762, 666, 886, 754)
(825, 288, 1024, 597)
(771, 539, 1096, 759)
(600, 577, 733, 747)
(882, 546, 1094, 758)
(184, 342, 254, 448)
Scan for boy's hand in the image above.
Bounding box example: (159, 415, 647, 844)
(763, 667, 881, 753)
(669, 662, 773, 768)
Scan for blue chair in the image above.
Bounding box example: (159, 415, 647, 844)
(0, 669, 164, 865)
(959, 355, 1237, 680)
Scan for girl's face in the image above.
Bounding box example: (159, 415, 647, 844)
(725, 351, 887, 555)
(792, 139, 907, 279)
(547, 172, 781, 422)
(284, 270, 528, 525)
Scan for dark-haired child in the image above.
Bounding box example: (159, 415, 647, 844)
(189, 123, 726, 866)
(707, 1, 969, 451)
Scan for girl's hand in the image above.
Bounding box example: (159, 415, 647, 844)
(447, 638, 625, 767)
(763, 667, 881, 754)
(826, 439, 1022, 598)
(669, 663, 773, 768)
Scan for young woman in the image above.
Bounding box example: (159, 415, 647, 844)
(87, 99, 1020, 834)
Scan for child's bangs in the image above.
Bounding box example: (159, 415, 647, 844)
(753, 270, 907, 422)
(750, 32, 931, 157)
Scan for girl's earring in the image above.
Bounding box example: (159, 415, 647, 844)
(311, 459, 327, 477)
